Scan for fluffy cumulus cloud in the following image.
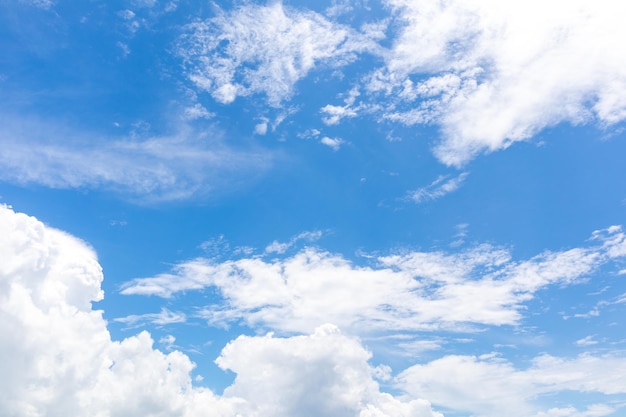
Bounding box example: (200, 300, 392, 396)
(178, 2, 379, 106)
(218, 325, 442, 417)
(396, 352, 626, 417)
(0, 205, 439, 417)
(365, 0, 626, 164)
(121, 227, 626, 334)
(0, 116, 273, 202)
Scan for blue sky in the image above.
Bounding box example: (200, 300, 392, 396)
(2, 1, 626, 416)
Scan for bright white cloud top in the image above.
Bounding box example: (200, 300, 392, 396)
(0, 205, 440, 417)
(2, 1, 626, 416)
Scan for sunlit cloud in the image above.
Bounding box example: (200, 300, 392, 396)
(121, 226, 626, 335)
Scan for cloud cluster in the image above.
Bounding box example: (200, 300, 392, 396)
(0, 116, 273, 202)
(121, 227, 626, 334)
(0, 205, 440, 417)
(360, 0, 626, 164)
(3, 205, 625, 417)
(178, 2, 379, 106)
(397, 352, 626, 417)
(180, 1, 626, 165)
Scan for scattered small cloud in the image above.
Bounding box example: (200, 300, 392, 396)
(575, 336, 599, 346)
(159, 334, 177, 350)
(320, 88, 362, 125)
(450, 223, 469, 247)
(116, 41, 131, 58)
(20, 0, 54, 9)
(114, 308, 187, 329)
(407, 172, 468, 204)
(254, 117, 269, 135)
(320, 136, 344, 151)
(183, 103, 215, 120)
(265, 230, 323, 255)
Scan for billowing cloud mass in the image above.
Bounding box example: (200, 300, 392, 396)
(178, 2, 379, 106)
(219, 325, 442, 417)
(0, 117, 273, 201)
(0, 205, 440, 417)
(356, 0, 626, 164)
(121, 227, 626, 334)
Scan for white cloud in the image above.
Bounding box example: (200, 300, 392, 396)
(320, 136, 344, 151)
(575, 335, 599, 346)
(20, 0, 54, 9)
(116, 41, 131, 58)
(173, 1, 626, 164)
(0, 116, 273, 202)
(178, 2, 378, 106)
(121, 227, 626, 334)
(265, 230, 323, 254)
(132, 0, 157, 8)
(321, 87, 362, 125)
(396, 352, 626, 417)
(114, 308, 187, 328)
(321, 103, 359, 125)
(0, 204, 442, 417)
(117, 9, 136, 20)
(254, 118, 269, 135)
(0, 204, 228, 416)
(534, 404, 616, 417)
(407, 172, 468, 203)
(218, 325, 442, 417)
(182, 103, 215, 120)
(370, 0, 626, 165)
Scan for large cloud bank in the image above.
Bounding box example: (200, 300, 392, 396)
(3, 205, 626, 416)
(0, 204, 439, 417)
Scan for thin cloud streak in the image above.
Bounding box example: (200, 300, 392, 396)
(407, 172, 468, 203)
(0, 116, 274, 202)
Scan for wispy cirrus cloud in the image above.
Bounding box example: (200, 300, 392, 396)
(407, 172, 468, 204)
(265, 230, 323, 255)
(0, 115, 274, 202)
(114, 308, 187, 329)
